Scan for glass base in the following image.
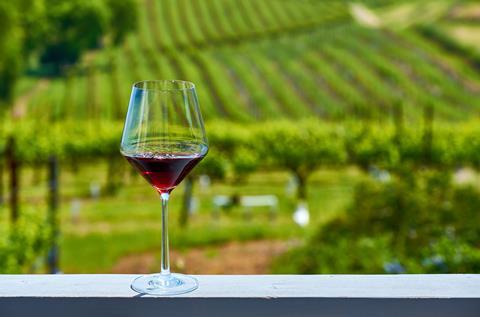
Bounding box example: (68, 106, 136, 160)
(131, 273, 198, 296)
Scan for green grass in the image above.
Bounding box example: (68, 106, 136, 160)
(61, 220, 301, 273)
(1, 163, 361, 273)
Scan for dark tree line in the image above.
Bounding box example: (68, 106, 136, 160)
(0, 0, 138, 108)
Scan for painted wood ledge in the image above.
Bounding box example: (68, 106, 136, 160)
(0, 274, 479, 317)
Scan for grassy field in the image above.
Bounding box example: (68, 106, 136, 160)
(0, 162, 362, 273)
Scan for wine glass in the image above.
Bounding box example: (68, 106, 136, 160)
(120, 80, 208, 295)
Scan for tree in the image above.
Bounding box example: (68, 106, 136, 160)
(207, 122, 259, 182)
(0, 2, 22, 105)
(40, 0, 110, 74)
(273, 171, 480, 274)
(38, 0, 138, 74)
(345, 123, 398, 172)
(0, 0, 139, 108)
(0, 0, 50, 107)
(256, 120, 346, 202)
(16, 0, 48, 58)
(105, 0, 139, 45)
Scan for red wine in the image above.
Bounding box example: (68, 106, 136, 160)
(124, 153, 205, 193)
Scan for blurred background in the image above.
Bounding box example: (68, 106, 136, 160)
(1, 0, 480, 275)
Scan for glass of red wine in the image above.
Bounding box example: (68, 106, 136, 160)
(120, 80, 208, 295)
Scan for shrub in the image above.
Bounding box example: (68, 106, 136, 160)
(0, 208, 50, 273)
(272, 170, 480, 273)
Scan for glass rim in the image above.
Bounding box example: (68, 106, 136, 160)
(132, 79, 196, 92)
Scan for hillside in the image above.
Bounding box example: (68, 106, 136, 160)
(14, 0, 480, 122)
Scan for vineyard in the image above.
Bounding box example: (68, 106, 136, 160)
(2, 0, 480, 274)
(14, 0, 480, 123)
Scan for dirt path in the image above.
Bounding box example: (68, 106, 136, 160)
(111, 239, 297, 274)
(12, 79, 49, 119)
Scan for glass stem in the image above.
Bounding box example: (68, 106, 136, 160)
(160, 192, 170, 276)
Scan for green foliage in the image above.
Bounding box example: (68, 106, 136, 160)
(0, 208, 50, 273)
(3, 0, 480, 273)
(206, 121, 258, 180)
(0, 1, 22, 104)
(231, 146, 259, 181)
(345, 123, 398, 170)
(5, 0, 480, 121)
(16, 0, 48, 57)
(3, 119, 480, 274)
(256, 120, 346, 174)
(196, 154, 228, 180)
(0, 0, 138, 108)
(2, 119, 480, 173)
(40, 0, 110, 72)
(105, 0, 139, 45)
(3, 120, 122, 164)
(256, 120, 347, 199)
(272, 171, 480, 273)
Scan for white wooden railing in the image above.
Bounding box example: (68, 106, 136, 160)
(0, 274, 479, 317)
